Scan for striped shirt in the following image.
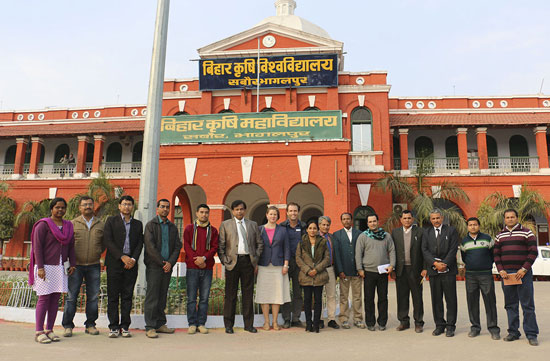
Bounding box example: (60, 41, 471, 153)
(494, 223, 538, 272)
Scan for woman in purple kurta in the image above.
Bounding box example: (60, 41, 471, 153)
(29, 197, 76, 344)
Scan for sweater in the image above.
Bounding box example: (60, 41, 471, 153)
(459, 232, 494, 275)
(183, 224, 219, 270)
(494, 223, 538, 272)
(355, 231, 396, 273)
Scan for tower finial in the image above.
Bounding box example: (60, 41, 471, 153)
(275, 0, 296, 16)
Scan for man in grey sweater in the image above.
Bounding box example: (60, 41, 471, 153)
(356, 213, 396, 331)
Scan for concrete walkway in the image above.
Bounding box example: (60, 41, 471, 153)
(1, 281, 548, 360)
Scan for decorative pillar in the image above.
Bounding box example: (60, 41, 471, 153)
(398, 128, 409, 171)
(27, 137, 43, 179)
(12, 138, 28, 179)
(75, 136, 90, 178)
(208, 205, 225, 230)
(534, 126, 550, 172)
(91, 135, 105, 178)
(456, 128, 469, 174)
(476, 127, 488, 171)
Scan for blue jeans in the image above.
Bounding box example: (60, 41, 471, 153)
(62, 264, 101, 328)
(186, 268, 213, 326)
(501, 269, 539, 339)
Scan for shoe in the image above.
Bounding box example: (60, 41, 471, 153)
(327, 320, 340, 329)
(320, 320, 325, 329)
(121, 329, 131, 338)
(45, 331, 60, 342)
(354, 321, 366, 329)
(273, 323, 280, 331)
(198, 325, 209, 334)
(396, 324, 410, 331)
(188, 326, 197, 334)
(342, 322, 350, 329)
(283, 320, 291, 329)
(225, 327, 234, 334)
(305, 323, 313, 332)
(85, 326, 99, 335)
(291, 320, 303, 327)
(468, 330, 480, 338)
(415, 325, 423, 333)
(432, 328, 444, 336)
(35, 332, 52, 344)
(490, 332, 500, 340)
(378, 325, 386, 331)
(244, 327, 257, 333)
(445, 329, 455, 337)
(262, 323, 270, 331)
(156, 325, 175, 334)
(367, 326, 376, 331)
(146, 329, 158, 338)
(108, 329, 120, 338)
(503, 334, 519, 342)
(63, 328, 73, 337)
(314, 327, 320, 333)
(528, 338, 539, 346)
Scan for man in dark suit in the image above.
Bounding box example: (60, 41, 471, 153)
(103, 195, 143, 338)
(143, 199, 182, 338)
(392, 210, 426, 333)
(422, 209, 459, 337)
(333, 212, 364, 329)
(218, 200, 263, 334)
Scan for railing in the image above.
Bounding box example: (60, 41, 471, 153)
(488, 156, 539, 173)
(468, 156, 479, 170)
(101, 162, 141, 176)
(37, 163, 76, 177)
(0, 164, 14, 175)
(408, 157, 460, 174)
(85, 162, 93, 175)
(349, 151, 384, 172)
(393, 157, 401, 170)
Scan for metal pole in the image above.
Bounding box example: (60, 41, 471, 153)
(256, 37, 260, 112)
(134, 0, 170, 292)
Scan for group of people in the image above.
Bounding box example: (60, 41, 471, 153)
(29, 196, 540, 346)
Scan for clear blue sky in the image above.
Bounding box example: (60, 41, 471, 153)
(1, 0, 549, 110)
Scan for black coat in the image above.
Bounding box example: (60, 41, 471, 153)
(143, 216, 182, 268)
(103, 214, 144, 269)
(421, 224, 459, 276)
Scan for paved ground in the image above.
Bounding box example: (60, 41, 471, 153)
(1, 281, 548, 361)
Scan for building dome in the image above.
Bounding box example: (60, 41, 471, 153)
(256, 0, 332, 39)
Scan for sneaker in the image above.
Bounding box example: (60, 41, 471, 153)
(354, 321, 366, 329)
(63, 328, 73, 337)
(85, 326, 99, 335)
(367, 326, 376, 331)
(108, 329, 120, 338)
(188, 326, 197, 335)
(121, 329, 131, 338)
(528, 338, 539, 346)
(378, 325, 386, 331)
(327, 320, 340, 329)
(156, 325, 175, 334)
(198, 325, 209, 334)
(342, 322, 350, 329)
(146, 329, 158, 338)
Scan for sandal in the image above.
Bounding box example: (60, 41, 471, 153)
(262, 323, 270, 331)
(273, 323, 280, 331)
(35, 332, 52, 344)
(45, 330, 60, 342)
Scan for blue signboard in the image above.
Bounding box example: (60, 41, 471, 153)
(199, 54, 338, 91)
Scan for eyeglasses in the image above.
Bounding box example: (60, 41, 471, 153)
(120, 203, 133, 207)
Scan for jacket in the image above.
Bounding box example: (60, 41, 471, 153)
(144, 216, 182, 268)
(295, 234, 330, 286)
(333, 227, 362, 276)
(218, 217, 263, 270)
(392, 225, 425, 277)
(32, 221, 76, 269)
(103, 214, 144, 269)
(422, 224, 459, 276)
(258, 225, 290, 267)
(71, 216, 105, 266)
(279, 219, 306, 258)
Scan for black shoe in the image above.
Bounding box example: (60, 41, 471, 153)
(491, 332, 501, 340)
(468, 330, 480, 338)
(314, 327, 320, 333)
(291, 320, 303, 327)
(445, 329, 455, 337)
(319, 320, 324, 329)
(305, 323, 313, 332)
(432, 328, 444, 336)
(415, 325, 423, 333)
(327, 320, 340, 329)
(503, 334, 519, 342)
(282, 320, 291, 329)
(225, 327, 234, 334)
(367, 326, 376, 331)
(244, 327, 257, 333)
(528, 338, 539, 346)
(396, 324, 410, 331)
(378, 325, 386, 331)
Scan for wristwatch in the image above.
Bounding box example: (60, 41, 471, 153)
(520, 267, 528, 273)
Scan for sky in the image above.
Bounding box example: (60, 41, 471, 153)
(1, 0, 549, 111)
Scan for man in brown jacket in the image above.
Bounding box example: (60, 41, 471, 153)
(62, 196, 105, 337)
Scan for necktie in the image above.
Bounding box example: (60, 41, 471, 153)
(435, 228, 440, 254)
(238, 220, 249, 254)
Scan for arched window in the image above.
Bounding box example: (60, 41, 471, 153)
(261, 108, 276, 112)
(4, 145, 16, 164)
(445, 136, 459, 170)
(487, 135, 498, 169)
(351, 107, 373, 151)
(23, 143, 45, 164)
(352, 205, 376, 231)
(304, 106, 320, 111)
(86, 143, 95, 163)
(54, 144, 70, 163)
(393, 135, 401, 170)
(106, 142, 122, 162)
(132, 141, 143, 162)
(509, 135, 529, 172)
(414, 136, 433, 158)
(218, 109, 234, 114)
(174, 111, 189, 116)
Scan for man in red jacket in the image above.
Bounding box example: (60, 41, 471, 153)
(184, 204, 219, 335)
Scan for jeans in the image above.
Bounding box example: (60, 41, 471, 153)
(186, 268, 213, 327)
(502, 269, 539, 339)
(62, 264, 101, 328)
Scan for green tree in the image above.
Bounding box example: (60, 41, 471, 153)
(15, 199, 51, 229)
(0, 182, 16, 253)
(376, 155, 470, 236)
(66, 173, 123, 221)
(477, 184, 550, 238)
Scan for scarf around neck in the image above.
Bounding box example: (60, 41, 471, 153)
(28, 217, 74, 285)
(192, 219, 211, 251)
(364, 227, 386, 241)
